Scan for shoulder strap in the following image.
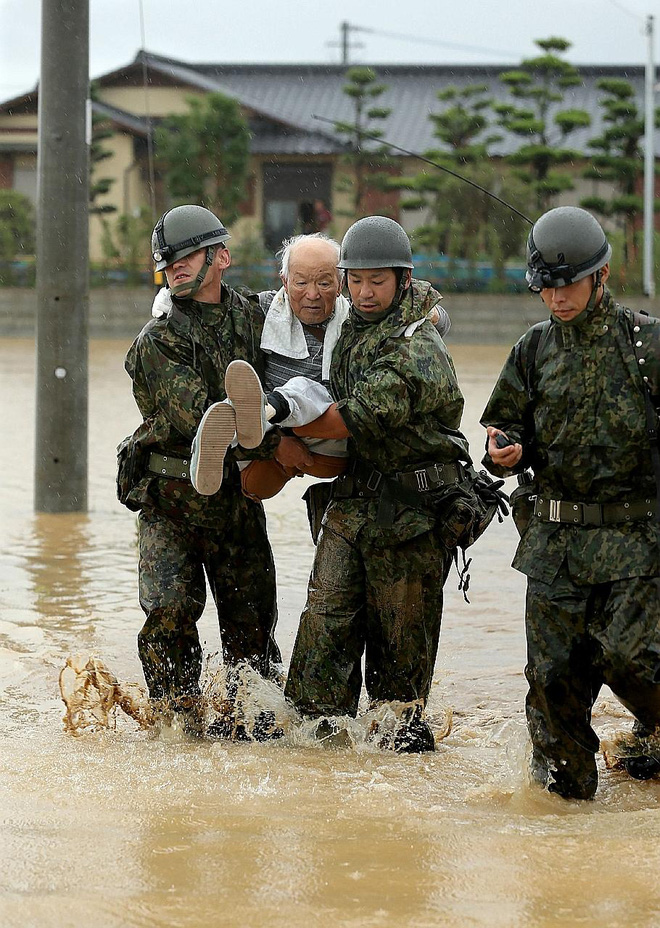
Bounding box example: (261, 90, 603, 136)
(624, 308, 660, 527)
(521, 320, 551, 399)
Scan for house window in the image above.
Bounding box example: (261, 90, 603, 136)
(262, 162, 332, 252)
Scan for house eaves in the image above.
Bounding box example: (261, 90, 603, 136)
(136, 54, 660, 158)
(103, 51, 345, 154)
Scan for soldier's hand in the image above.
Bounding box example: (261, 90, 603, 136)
(275, 435, 314, 472)
(486, 426, 523, 467)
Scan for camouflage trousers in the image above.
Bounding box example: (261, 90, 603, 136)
(525, 566, 660, 800)
(137, 503, 280, 702)
(284, 520, 452, 718)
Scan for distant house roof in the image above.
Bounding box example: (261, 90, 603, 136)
(92, 100, 152, 137)
(2, 51, 658, 157)
(110, 51, 660, 157)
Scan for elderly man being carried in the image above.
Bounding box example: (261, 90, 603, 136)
(182, 231, 450, 500)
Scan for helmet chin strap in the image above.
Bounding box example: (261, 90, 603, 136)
(389, 269, 412, 312)
(555, 269, 604, 327)
(169, 246, 217, 299)
(584, 268, 603, 314)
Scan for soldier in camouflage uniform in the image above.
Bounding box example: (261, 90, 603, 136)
(481, 206, 660, 799)
(283, 216, 472, 752)
(120, 205, 281, 731)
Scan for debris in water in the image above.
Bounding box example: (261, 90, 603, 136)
(59, 654, 153, 734)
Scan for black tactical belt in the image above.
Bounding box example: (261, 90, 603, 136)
(397, 461, 464, 492)
(534, 496, 655, 526)
(148, 452, 190, 480)
(349, 459, 464, 497)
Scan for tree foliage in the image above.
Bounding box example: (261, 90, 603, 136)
(580, 77, 660, 273)
(113, 207, 154, 284)
(0, 190, 35, 261)
(496, 37, 590, 209)
(333, 67, 392, 219)
(396, 84, 532, 270)
(156, 92, 251, 224)
(89, 82, 117, 217)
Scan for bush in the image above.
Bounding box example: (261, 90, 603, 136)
(0, 191, 35, 261)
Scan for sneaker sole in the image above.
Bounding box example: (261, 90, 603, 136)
(225, 359, 266, 449)
(191, 404, 236, 495)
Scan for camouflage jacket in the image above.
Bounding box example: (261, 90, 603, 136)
(327, 278, 470, 546)
(480, 288, 660, 583)
(123, 283, 279, 527)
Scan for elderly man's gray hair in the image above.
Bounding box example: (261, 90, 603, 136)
(278, 232, 341, 279)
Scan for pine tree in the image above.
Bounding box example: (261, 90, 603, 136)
(333, 67, 391, 219)
(580, 77, 660, 275)
(495, 37, 591, 210)
(156, 92, 251, 224)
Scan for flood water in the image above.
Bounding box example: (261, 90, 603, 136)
(1, 337, 659, 928)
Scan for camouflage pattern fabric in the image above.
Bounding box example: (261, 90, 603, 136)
(123, 283, 281, 700)
(526, 568, 660, 799)
(284, 518, 453, 717)
(333, 280, 468, 480)
(285, 280, 468, 716)
(480, 290, 660, 584)
(137, 505, 279, 701)
(124, 284, 280, 528)
(481, 288, 660, 798)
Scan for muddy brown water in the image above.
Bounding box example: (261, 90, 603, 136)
(1, 338, 659, 928)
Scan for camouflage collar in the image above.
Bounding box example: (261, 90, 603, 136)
(173, 283, 232, 325)
(552, 287, 617, 344)
(402, 279, 443, 325)
(348, 277, 442, 330)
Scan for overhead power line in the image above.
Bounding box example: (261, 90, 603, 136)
(602, 0, 645, 22)
(354, 24, 521, 60)
(328, 21, 522, 65)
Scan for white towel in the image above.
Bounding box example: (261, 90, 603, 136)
(151, 287, 172, 318)
(261, 288, 350, 381)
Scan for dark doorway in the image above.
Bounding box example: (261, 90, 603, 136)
(262, 162, 333, 252)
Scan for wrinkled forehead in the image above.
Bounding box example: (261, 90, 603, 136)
(287, 241, 340, 277)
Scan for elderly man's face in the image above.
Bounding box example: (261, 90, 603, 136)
(283, 240, 341, 325)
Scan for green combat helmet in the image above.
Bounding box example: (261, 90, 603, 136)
(339, 215, 414, 270)
(152, 205, 231, 298)
(526, 206, 612, 293)
(339, 216, 414, 312)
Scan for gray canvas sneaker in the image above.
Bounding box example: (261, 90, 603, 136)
(224, 359, 269, 449)
(190, 401, 236, 495)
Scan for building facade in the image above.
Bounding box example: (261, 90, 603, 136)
(0, 51, 657, 263)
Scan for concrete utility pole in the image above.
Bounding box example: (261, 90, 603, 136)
(329, 22, 364, 66)
(35, 0, 90, 512)
(643, 14, 656, 299)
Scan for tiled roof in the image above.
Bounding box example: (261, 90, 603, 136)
(2, 52, 657, 157)
(134, 52, 659, 157)
(92, 100, 152, 136)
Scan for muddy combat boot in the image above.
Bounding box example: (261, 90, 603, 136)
(622, 724, 660, 780)
(602, 723, 660, 781)
(206, 697, 251, 742)
(622, 754, 660, 780)
(393, 704, 435, 754)
(315, 717, 354, 749)
(224, 359, 269, 449)
(252, 710, 285, 742)
(171, 695, 205, 739)
(149, 694, 203, 739)
(206, 713, 251, 742)
(191, 401, 236, 495)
